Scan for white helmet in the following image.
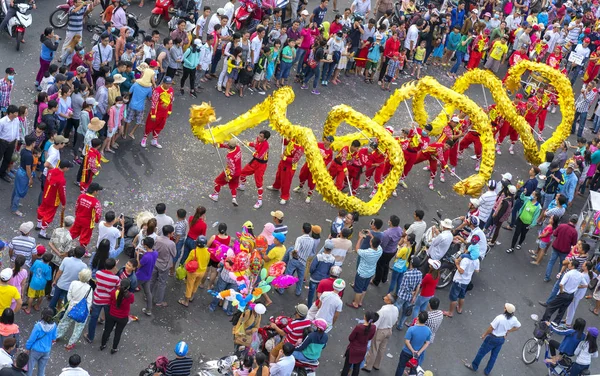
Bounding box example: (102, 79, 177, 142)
(333, 278, 346, 291)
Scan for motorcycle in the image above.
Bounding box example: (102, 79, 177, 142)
(232, 0, 265, 33)
(0, 3, 33, 51)
(149, 0, 173, 28)
(292, 359, 318, 376)
(167, 9, 195, 33)
(49, 0, 73, 29)
(91, 12, 144, 44)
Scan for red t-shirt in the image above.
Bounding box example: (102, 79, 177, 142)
(187, 216, 207, 240)
(283, 318, 312, 345)
(109, 289, 135, 319)
(315, 278, 343, 305)
(420, 273, 439, 298)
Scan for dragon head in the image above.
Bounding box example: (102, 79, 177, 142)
(189, 102, 217, 141)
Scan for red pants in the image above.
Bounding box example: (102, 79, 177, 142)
(214, 172, 239, 198)
(467, 51, 483, 70)
(272, 161, 295, 200)
(401, 150, 418, 179)
(443, 143, 459, 167)
(525, 114, 538, 129)
(70, 220, 94, 247)
(240, 160, 267, 199)
(298, 163, 318, 195)
(497, 124, 519, 143)
(415, 151, 438, 179)
(37, 204, 59, 230)
(144, 114, 168, 139)
(80, 171, 93, 195)
(459, 132, 482, 158)
(364, 163, 384, 187)
(328, 163, 346, 190)
(348, 165, 362, 191)
(538, 109, 548, 132)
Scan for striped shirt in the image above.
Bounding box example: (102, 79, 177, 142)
(9, 235, 36, 267)
(67, 5, 87, 33)
(283, 318, 312, 344)
(294, 234, 315, 263)
(274, 224, 288, 235)
(165, 357, 194, 376)
(575, 89, 597, 113)
(93, 270, 120, 305)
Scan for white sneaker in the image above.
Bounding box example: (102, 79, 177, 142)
(428, 181, 434, 190)
(279, 199, 287, 205)
(496, 146, 502, 155)
(293, 186, 302, 193)
(423, 166, 430, 171)
(475, 163, 480, 172)
(359, 183, 369, 189)
(232, 198, 238, 206)
(392, 189, 398, 197)
(151, 139, 163, 149)
(305, 196, 311, 203)
(399, 180, 408, 189)
(470, 155, 478, 160)
(551, 106, 556, 114)
(509, 145, 515, 155)
(140, 137, 147, 148)
(457, 152, 463, 160)
(238, 184, 246, 191)
(209, 193, 219, 202)
(253, 200, 262, 209)
(440, 173, 445, 183)
(451, 168, 456, 174)
(266, 185, 277, 191)
(369, 189, 377, 198)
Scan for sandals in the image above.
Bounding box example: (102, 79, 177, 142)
(345, 302, 359, 309)
(178, 299, 188, 307)
(590, 308, 599, 316)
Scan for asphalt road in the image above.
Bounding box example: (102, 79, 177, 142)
(0, 0, 598, 375)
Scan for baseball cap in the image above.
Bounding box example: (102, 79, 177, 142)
(271, 210, 284, 220)
(301, 9, 309, 15)
(125, 43, 135, 50)
(194, 38, 202, 46)
(243, 221, 253, 229)
(87, 182, 104, 193)
(470, 198, 480, 207)
(584, 37, 591, 43)
(36, 244, 46, 256)
(54, 135, 68, 144)
(0, 269, 12, 282)
(149, 60, 159, 68)
(273, 232, 286, 243)
(502, 172, 512, 180)
(66, 72, 74, 81)
(76, 65, 88, 74)
(451, 116, 460, 122)
(427, 259, 441, 270)
(505, 303, 516, 314)
(508, 185, 517, 195)
(323, 239, 334, 250)
(163, 76, 173, 84)
(324, 135, 334, 142)
(471, 8, 479, 13)
(295, 304, 308, 317)
(589, 327, 599, 337)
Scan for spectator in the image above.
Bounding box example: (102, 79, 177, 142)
(394, 311, 431, 376)
(58, 354, 90, 376)
(363, 294, 398, 371)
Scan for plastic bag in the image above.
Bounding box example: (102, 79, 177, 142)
(176, 265, 187, 280)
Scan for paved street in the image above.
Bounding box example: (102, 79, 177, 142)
(0, 0, 598, 375)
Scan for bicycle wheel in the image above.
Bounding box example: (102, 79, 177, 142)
(522, 338, 540, 365)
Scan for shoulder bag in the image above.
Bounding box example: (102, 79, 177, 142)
(67, 286, 93, 323)
(185, 248, 199, 273)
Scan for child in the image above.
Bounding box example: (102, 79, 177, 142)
(234, 355, 254, 376)
(103, 96, 125, 156)
(118, 259, 139, 292)
(277, 38, 296, 87)
(355, 37, 373, 76)
(279, 25, 288, 45)
(121, 43, 137, 64)
(78, 137, 102, 193)
(225, 47, 243, 98)
(268, 22, 283, 45)
(172, 209, 188, 275)
(381, 51, 401, 91)
(484, 35, 509, 73)
(251, 46, 270, 94)
(27, 253, 53, 314)
(411, 40, 426, 78)
(266, 40, 281, 86)
(531, 214, 558, 265)
(238, 64, 254, 97)
(431, 27, 446, 66)
(365, 36, 383, 83)
(332, 41, 352, 84)
(571, 327, 599, 375)
(38, 64, 58, 93)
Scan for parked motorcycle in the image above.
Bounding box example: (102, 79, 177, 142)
(167, 10, 195, 33)
(292, 359, 318, 376)
(149, 0, 173, 28)
(91, 12, 144, 44)
(49, 0, 73, 29)
(232, 0, 265, 33)
(0, 3, 33, 51)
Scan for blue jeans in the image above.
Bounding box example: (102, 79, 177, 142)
(49, 286, 68, 312)
(594, 116, 600, 133)
(572, 111, 588, 137)
(387, 270, 404, 294)
(570, 362, 590, 376)
(87, 303, 109, 341)
(395, 298, 411, 329)
(545, 248, 567, 281)
(569, 64, 583, 85)
(58, 119, 67, 135)
(209, 276, 237, 314)
(173, 238, 185, 265)
(294, 48, 308, 72)
(278, 258, 305, 296)
(28, 349, 50, 376)
(307, 280, 319, 307)
(546, 278, 562, 304)
(542, 191, 556, 210)
(450, 50, 465, 74)
(509, 198, 524, 227)
(320, 61, 336, 82)
(303, 65, 321, 89)
(471, 335, 505, 375)
(292, 350, 315, 363)
(277, 61, 293, 79)
(411, 295, 432, 321)
(180, 236, 196, 266)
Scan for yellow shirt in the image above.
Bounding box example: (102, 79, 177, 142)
(0, 285, 20, 312)
(184, 246, 210, 275)
(264, 245, 286, 270)
(414, 46, 426, 62)
(489, 41, 508, 61)
(395, 245, 411, 261)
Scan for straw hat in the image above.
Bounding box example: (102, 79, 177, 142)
(88, 117, 105, 131)
(136, 62, 149, 72)
(137, 69, 154, 87)
(112, 74, 126, 84)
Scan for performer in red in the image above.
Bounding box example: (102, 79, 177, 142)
(524, 89, 543, 140)
(443, 116, 464, 174)
(294, 135, 334, 203)
(583, 47, 600, 84)
(360, 141, 386, 194)
(79, 138, 102, 194)
(328, 139, 360, 192)
(36, 161, 72, 240)
(209, 139, 242, 206)
(397, 126, 427, 189)
(415, 124, 450, 190)
(348, 143, 369, 195)
(239, 130, 270, 209)
(141, 76, 174, 149)
(458, 126, 482, 172)
(546, 46, 563, 69)
(467, 29, 490, 70)
(267, 139, 304, 205)
(503, 44, 529, 82)
(497, 94, 527, 155)
(536, 87, 553, 132)
(70, 182, 103, 249)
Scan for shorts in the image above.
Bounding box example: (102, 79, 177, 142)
(413, 59, 423, 66)
(353, 274, 371, 293)
(126, 108, 145, 125)
(208, 259, 220, 268)
(449, 281, 468, 302)
(107, 126, 117, 138)
(538, 240, 550, 250)
(384, 75, 394, 83)
(366, 61, 378, 71)
(28, 287, 45, 299)
(253, 71, 265, 81)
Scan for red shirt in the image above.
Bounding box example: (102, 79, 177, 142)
(220, 144, 242, 177)
(315, 277, 343, 305)
(383, 37, 400, 58)
(73, 193, 102, 229)
(333, 145, 350, 170)
(187, 216, 207, 240)
(108, 289, 135, 319)
(249, 138, 269, 161)
(42, 168, 67, 207)
(351, 148, 370, 167)
(318, 142, 334, 166)
(419, 273, 439, 298)
(546, 53, 562, 69)
(283, 318, 312, 345)
(509, 51, 529, 67)
(149, 85, 174, 118)
(552, 223, 579, 254)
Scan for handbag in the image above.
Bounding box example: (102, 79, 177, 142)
(175, 264, 187, 280)
(307, 50, 318, 69)
(185, 248, 199, 273)
(589, 277, 598, 291)
(392, 257, 407, 273)
(67, 286, 93, 323)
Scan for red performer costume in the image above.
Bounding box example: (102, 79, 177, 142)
(583, 49, 600, 84)
(440, 118, 462, 171)
(361, 143, 386, 191)
(399, 128, 425, 183)
(70, 183, 102, 248)
(417, 141, 449, 190)
(239, 131, 270, 209)
(524, 92, 544, 139)
(350, 146, 370, 193)
(143, 80, 174, 147)
(467, 31, 489, 70)
(546, 48, 563, 69)
(296, 138, 334, 202)
(328, 140, 360, 191)
(36, 166, 67, 238)
(503, 48, 529, 81)
(79, 146, 101, 194)
(536, 89, 553, 132)
(269, 140, 304, 203)
(210, 141, 242, 205)
(497, 95, 527, 154)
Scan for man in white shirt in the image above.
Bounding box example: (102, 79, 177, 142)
(464, 303, 521, 374)
(195, 6, 211, 38)
(308, 279, 345, 331)
(444, 248, 480, 318)
(457, 217, 488, 259)
(351, 0, 371, 18)
(96, 211, 121, 250)
(330, 228, 353, 266)
(207, 8, 225, 38)
(270, 343, 295, 376)
(0, 337, 15, 368)
(542, 259, 582, 323)
(0, 105, 20, 182)
(223, 0, 235, 28)
(58, 354, 91, 376)
(570, 38, 592, 84)
(427, 219, 454, 260)
(406, 210, 426, 252)
(155, 203, 174, 236)
(251, 27, 266, 65)
(504, 11, 522, 32)
(361, 18, 377, 41)
(477, 182, 498, 229)
(363, 293, 398, 371)
(404, 21, 421, 58)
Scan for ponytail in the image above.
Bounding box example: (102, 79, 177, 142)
(363, 311, 379, 335)
(116, 279, 131, 308)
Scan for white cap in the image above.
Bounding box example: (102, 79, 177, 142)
(0, 268, 12, 282)
(216, 7, 225, 15)
(502, 172, 512, 181)
(508, 185, 517, 194)
(505, 303, 516, 313)
(301, 9, 309, 16)
(451, 116, 460, 122)
(470, 198, 481, 207)
(471, 8, 479, 14)
(441, 219, 454, 229)
(428, 259, 441, 270)
(194, 39, 202, 47)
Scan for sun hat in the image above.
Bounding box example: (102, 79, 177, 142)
(440, 219, 454, 229)
(112, 74, 126, 84)
(88, 117, 105, 131)
(505, 303, 516, 313)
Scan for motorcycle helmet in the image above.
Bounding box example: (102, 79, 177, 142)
(333, 278, 346, 291)
(196, 235, 207, 248)
(469, 216, 480, 228)
(174, 341, 188, 356)
(313, 318, 328, 331)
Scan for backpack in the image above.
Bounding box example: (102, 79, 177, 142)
(139, 356, 169, 376)
(230, 311, 243, 326)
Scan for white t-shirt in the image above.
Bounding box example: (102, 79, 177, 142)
(44, 145, 60, 176)
(251, 36, 263, 64)
(406, 220, 427, 252)
(97, 221, 121, 250)
(361, 24, 376, 41)
(196, 15, 208, 37)
(0, 349, 12, 369)
(155, 214, 174, 236)
(331, 237, 352, 266)
(467, 227, 488, 259)
(352, 0, 371, 16)
(143, 44, 156, 60)
(574, 44, 591, 66)
(224, 1, 235, 27)
(316, 291, 343, 326)
(490, 314, 521, 337)
(207, 13, 221, 35)
(453, 257, 480, 284)
(405, 24, 419, 50)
